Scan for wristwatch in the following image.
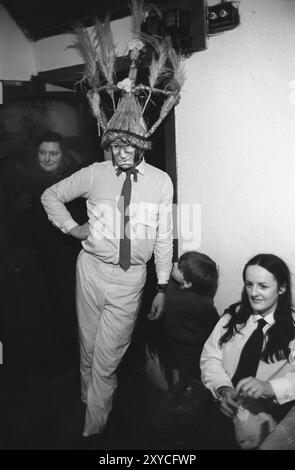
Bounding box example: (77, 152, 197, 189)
(156, 283, 168, 294)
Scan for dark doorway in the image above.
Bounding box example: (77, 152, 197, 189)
(0, 82, 102, 378)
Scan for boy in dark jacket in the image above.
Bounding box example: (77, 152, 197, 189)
(157, 251, 219, 384)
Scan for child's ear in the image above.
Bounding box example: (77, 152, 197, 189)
(183, 280, 192, 289)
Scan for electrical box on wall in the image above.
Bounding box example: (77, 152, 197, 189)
(142, 0, 206, 56)
(207, 1, 240, 34)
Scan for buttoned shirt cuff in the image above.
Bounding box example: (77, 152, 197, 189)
(61, 219, 79, 234)
(269, 377, 295, 404)
(157, 276, 169, 285)
(156, 266, 171, 285)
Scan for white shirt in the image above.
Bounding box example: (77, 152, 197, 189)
(200, 311, 295, 404)
(41, 160, 173, 284)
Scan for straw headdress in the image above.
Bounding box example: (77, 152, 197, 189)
(69, 0, 185, 150)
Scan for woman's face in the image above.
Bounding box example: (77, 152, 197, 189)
(38, 141, 62, 173)
(244, 265, 284, 317)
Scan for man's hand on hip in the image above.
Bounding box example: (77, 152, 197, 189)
(69, 222, 90, 240)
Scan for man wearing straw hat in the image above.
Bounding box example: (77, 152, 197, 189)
(41, 0, 184, 442)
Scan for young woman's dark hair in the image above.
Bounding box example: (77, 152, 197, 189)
(178, 251, 218, 298)
(219, 253, 295, 363)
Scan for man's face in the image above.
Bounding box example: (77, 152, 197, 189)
(111, 143, 137, 169)
(38, 141, 62, 173)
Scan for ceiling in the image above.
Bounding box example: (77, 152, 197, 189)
(2, 0, 167, 41)
(2, 0, 205, 88)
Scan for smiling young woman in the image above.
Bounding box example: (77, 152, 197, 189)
(244, 264, 286, 317)
(194, 253, 295, 449)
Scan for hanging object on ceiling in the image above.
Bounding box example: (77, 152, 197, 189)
(142, 8, 193, 56)
(141, 0, 207, 57)
(207, 1, 240, 35)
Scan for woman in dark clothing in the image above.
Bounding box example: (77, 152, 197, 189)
(4, 131, 86, 373)
(7, 132, 83, 247)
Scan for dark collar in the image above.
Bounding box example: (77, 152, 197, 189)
(116, 166, 139, 181)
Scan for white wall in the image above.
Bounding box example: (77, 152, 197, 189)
(34, 17, 132, 72)
(176, 0, 295, 313)
(0, 5, 35, 80)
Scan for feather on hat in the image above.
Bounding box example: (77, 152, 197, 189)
(70, 0, 185, 150)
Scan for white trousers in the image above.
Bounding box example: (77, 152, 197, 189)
(76, 250, 147, 436)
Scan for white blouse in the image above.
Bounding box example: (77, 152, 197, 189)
(200, 311, 295, 404)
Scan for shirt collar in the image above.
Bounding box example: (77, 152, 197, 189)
(252, 309, 275, 326)
(136, 158, 145, 174)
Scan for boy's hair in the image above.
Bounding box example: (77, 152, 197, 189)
(178, 251, 218, 297)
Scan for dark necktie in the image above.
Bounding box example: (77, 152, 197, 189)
(117, 168, 138, 271)
(232, 318, 267, 387)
